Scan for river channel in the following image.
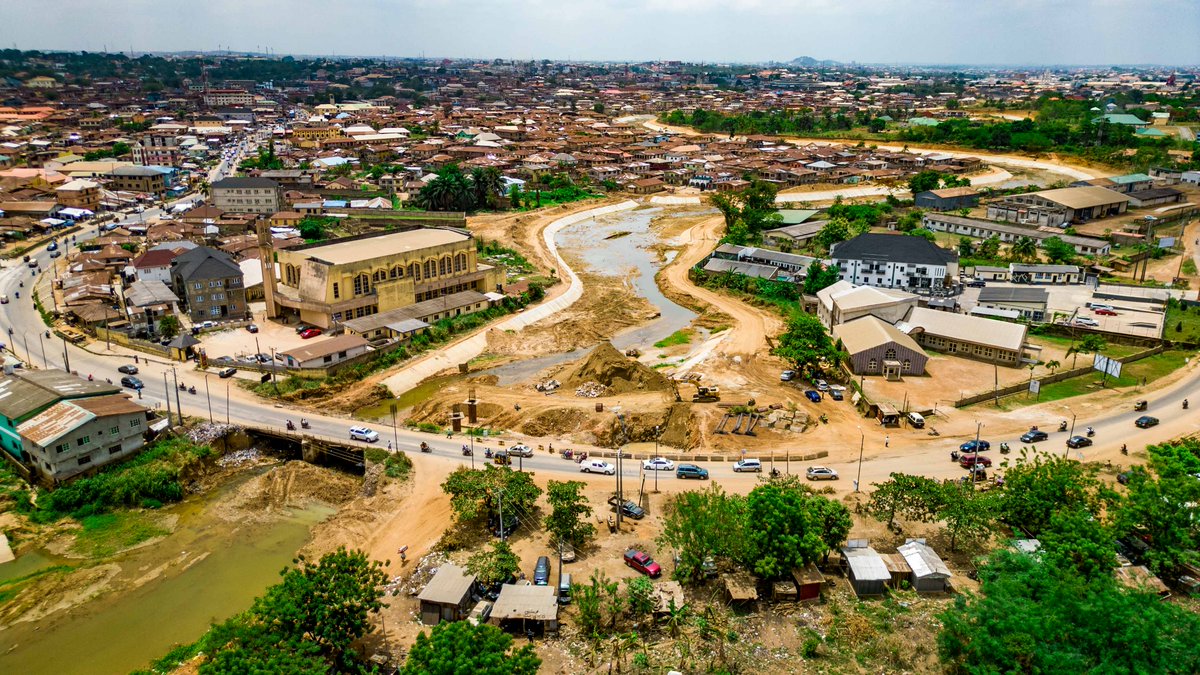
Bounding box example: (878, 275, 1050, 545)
(358, 204, 703, 420)
(0, 468, 334, 675)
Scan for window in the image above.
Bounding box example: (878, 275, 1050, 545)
(194, 282, 202, 290)
(391, 265, 403, 279)
(332, 283, 339, 299)
(424, 260, 435, 278)
(902, 359, 912, 372)
(78, 455, 92, 466)
(440, 257, 450, 275)
(195, 295, 205, 303)
(77, 435, 90, 447)
(108, 446, 121, 456)
(353, 273, 370, 295)
(56, 442, 70, 454)
(408, 262, 420, 280)
(213, 293, 224, 301)
(373, 269, 386, 283)
(130, 418, 141, 428)
(110, 426, 119, 436)
(884, 348, 896, 360)
(210, 307, 221, 316)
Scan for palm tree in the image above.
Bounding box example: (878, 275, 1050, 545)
(1010, 236, 1038, 261)
(1046, 359, 1061, 374)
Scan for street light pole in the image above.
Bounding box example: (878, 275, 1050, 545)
(226, 380, 231, 424)
(163, 371, 173, 428)
(171, 368, 183, 426)
(1065, 408, 1077, 458)
(204, 374, 213, 423)
(61, 335, 71, 373)
(38, 333, 47, 369)
(653, 425, 660, 493)
(855, 426, 864, 492)
(973, 421, 983, 482)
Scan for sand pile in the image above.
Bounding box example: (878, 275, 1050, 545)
(561, 342, 672, 396)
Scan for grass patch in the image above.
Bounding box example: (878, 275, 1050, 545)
(1183, 259, 1198, 276)
(384, 452, 413, 479)
(72, 511, 169, 558)
(1027, 333, 1142, 359)
(477, 239, 533, 273)
(1166, 303, 1200, 342)
(0, 564, 75, 606)
(986, 350, 1189, 409)
(653, 329, 693, 349)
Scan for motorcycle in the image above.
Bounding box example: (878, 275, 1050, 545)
(461, 445, 472, 456)
(179, 382, 187, 391)
(300, 419, 310, 429)
(87, 373, 93, 381)
(44, 330, 50, 339)
(1058, 420, 1068, 432)
(286, 420, 296, 431)
(999, 442, 1010, 454)
(188, 386, 196, 395)
(1121, 444, 1128, 455)
(1086, 427, 1095, 437)
(1184, 399, 1189, 410)
(419, 442, 431, 453)
(950, 450, 960, 462)
(484, 448, 493, 459)
(561, 449, 574, 460)
(575, 452, 588, 463)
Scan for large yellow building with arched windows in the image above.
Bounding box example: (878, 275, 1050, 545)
(268, 227, 505, 329)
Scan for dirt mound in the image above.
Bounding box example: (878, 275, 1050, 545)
(590, 403, 698, 449)
(561, 342, 672, 396)
(221, 461, 359, 521)
(520, 408, 595, 437)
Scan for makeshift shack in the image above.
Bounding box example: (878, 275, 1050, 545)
(650, 580, 685, 615)
(791, 563, 824, 604)
(723, 572, 759, 603)
(897, 540, 953, 593)
(771, 580, 798, 601)
(881, 552, 912, 589)
(417, 563, 477, 625)
(1115, 565, 1171, 599)
(876, 403, 901, 427)
(491, 582, 559, 634)
(841, 542, 890, 597)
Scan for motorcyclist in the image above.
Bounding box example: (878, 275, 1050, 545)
(1086, 426, 1095, 437)
(1185, 399, 1189, 410)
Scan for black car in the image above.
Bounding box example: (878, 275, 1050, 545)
(1135, 415, 1159, 429)
(829, 388, 844, 401)
(120, 376, 144, 390)
(218, 368, 237, 378)
(117, 364, 139, 375)
(1020, 430, 1048, 443)
(959, 440, 991, 453)
(608, 497, 646, 520)
(1066, 435, 1093, 449)
(533, 556, 551, 585)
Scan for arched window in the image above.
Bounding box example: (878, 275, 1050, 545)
(441, 256, 451, 275)
(868, 358, 877, 371)
(885, 348, 897, 360)
(902, 359, 912, 372)
(373, 269, 386, 283)
(454, 254, 466, 272)
(391, 265, 403, 279)
(408, 262, 420, 280)
(353, 273, 370, 295)
(424, 260, 435, 278)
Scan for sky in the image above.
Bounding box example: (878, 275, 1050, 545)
(2, 0, 1197, 66)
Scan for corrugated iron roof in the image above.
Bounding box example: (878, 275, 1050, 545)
(18, 400, 95, 446)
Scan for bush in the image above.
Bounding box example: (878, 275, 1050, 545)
(385, 452, 413, 479)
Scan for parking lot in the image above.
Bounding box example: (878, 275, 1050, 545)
(199, 309, 335, 361)
(957, 281, 1165, 338)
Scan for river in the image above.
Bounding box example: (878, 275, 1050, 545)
(0, 469, 334, 675)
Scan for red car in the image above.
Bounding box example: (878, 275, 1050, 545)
(959, 453, 992, 468)
(623, 550, 662, 578)
(1094, 309, 1118, 316)
(299, 328, 322, 339)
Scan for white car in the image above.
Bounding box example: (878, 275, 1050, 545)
(1074, 317, 1100, 327)
(580, 459, 616, 475)
(349, 426, 380, 443)
(815, 379, 829, 391)
(642, 457, 675, 472)
(806, 466, 839, 481)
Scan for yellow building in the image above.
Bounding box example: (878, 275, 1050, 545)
(291, 124, 342, 148)
(266, 227, 504, 329)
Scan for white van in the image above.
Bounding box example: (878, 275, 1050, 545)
(349, 426, 380, 443)
(580, 459, 615, 475)
(733, 458, 762, 473)
(907, 412, 926, 428)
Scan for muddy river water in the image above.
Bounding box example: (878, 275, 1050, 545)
(0, 469, 334, 675)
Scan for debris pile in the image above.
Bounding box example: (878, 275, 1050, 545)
(764, 409, 808, 432)
(388, 551, 450, 597)
(535, 378, 561, 393)
(217, 448, 262, 468)
(359, 461, 385, 498)
(560, 342, 672, 395)
(186, 422, 239, 445)
(574, 381, 612, 398)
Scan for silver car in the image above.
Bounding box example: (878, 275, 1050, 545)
(806, 466, 839, 481)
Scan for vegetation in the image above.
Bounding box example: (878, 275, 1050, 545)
(238, 140, 283, 171)
(1115, 440, 1200, 575)
(543, 479, 596, 549)
(82, 142, 131, 161)
(476, 238, 533, 273)
(773, 313, 844, 376)
(710, 181, 781, 245)
(441, 464, 542, 522)
(658, 483, 748, 583)
(72, 511, 170, 558)
(653, 329, 692, 349)
(402, 621, 541, 674)
(466, 540, 522, 586)
(691, 268, 802, 316)
(867, 472, 997, 551)
(157, 314, 180, 340)
(907, 170, 970, 194)
(298, 216, 338, 242)
(802, 261, 842, 295)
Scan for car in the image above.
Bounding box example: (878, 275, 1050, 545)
(1074, 317, 1100, 327)
(1094, 308, 1118, 316)
(218, 368, 237, 379)
(256, 353, 272, 363)
(120, 376, 144, 390)
(1088, 303, 1114, 312)
(246, 324, 259, 333)
(27, 259, 38, 268)
(0, 294, 8, 304)
(533, 556, 551, 585)
(907, 411, 925, 428)
(1066, 435, 1093, 448)
(733, 458, 762, 473)
(609, 497, 646, 520)
(559, 541, 577, 563)
(623, 550, 662, 578)
(349, 426, 380, 442)
(48, 250, 61, 258)
(966, 279, 986, 288)
(299, 328, 322, 339)
(507, 444, 534, 457)
(117, 364, 139, 375)
(959, 440, 991, 453)
(47, 241, 57, 251)
(467, 600, 494, 626)
(295, 324, 314, 334)
(780, 370, 796, 382)
(642, 457, 675, 472)
(829, 388, 844, 401)
(1135, 415, 1159, 429)
(676, 464, 709, 480)
(804, 390, 822, 403)
(959, 453, 992, 468)
(806, 466, 839, 481)
(580, 459, 615, 475)
(1020, 430, 1049, 443)
(488, 513, 519, 539)
(815, 379, 829, 391)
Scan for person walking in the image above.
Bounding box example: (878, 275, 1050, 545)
(884, 434, 890, 448)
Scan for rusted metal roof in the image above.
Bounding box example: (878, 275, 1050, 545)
(18, 401, 95, 446)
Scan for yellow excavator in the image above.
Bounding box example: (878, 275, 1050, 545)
(673, 378, 721, 403)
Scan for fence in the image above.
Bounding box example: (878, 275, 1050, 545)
(93, 326, 172, 358)
(953, 344, 1167, 407)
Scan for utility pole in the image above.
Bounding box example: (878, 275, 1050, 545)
(38, 333, 47, 370)
(21, 333, 30, 368)
(171, 368, 183, 426)
(164, 372, 173, 427)
(855, 426, 864, 492)
(972, 421, 982, 485)
(390, 403, 399, 451)
(498, 489, 506, 542)
(615, 413, 629, 529)
(226, 380, 231, 424)
(61, 335, 71, 373)
(204, 374, 213, 423)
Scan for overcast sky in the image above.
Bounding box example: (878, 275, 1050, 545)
(2, 0, 1197, 66)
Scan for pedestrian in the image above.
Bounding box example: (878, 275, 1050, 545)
(884, 434, 890, 447)
(387, 440, 393, 451)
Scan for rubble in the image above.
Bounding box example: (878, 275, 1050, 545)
(535, 378, 561, 393)
(359, 462, 384, 498)
(764, 409, 808, 432)
(387, 551, 450, 597)
(185, 422, 239, 445)
(216, 448, 262, 468)
(574, 381, 612, 398)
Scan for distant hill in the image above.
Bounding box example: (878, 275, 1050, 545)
(790, 56, 841, 67)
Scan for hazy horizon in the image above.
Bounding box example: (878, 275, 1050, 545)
(2, 0, 1198, 67)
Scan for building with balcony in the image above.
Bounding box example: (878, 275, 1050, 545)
(170, 245, 247, 322)
(831, 233, 958, 291)
(211, 177, 281, 214)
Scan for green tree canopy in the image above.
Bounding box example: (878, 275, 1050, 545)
(441, 465, 543, 522)
(744, 483, 841, 578)
(158, 314, 180, 340)
(1041, 235, 1076, 264)
(773, 313, 843, 375)
(997, 453, 1107, 537)
(465, 540, 521, 586)
(402, 620, 541, 675)
(543, 480, 596, 548)
(658, 483, 748, 583)
(801, 261, 842, 295)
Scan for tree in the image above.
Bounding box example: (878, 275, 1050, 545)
(1038, 506, 1116, 582)
(543, 480, 595, 549)
(593, 102, 605, 114)
(251, 547, 388, 663)
(744, 483, 835, 578)
(978, 235, 1001, 259)
(402, 621, 541, 675)
(709, 181, 781, 244)
(867, 473, 946, 527)
(441, 465, 543, 522)
(466, 540, 521, 586)
(470, 166, 504, 210)
(938, 549, 1200, 674)
(574, 570, 619, 637)
(895, 210, 924, 232)
(938, 481, 996, 551)
(907, 227, 937, 243)
(200, 621, 328, 675)
(1045, 359, 1061, 374)
(1066, 333, 1107, 369)
(1010, 235, 1039, 261)
(624, 576, 655, 622)
(298, 217, 328, 241)
(158, 314, 180, 340)
(658, 483, 747, 583)
(507, 183, 522, 208)
(414, 164, 476, 211)
(956, 236, 974, 257)
(1041, 235, 1076, 264)
(908, 170, 944, 194)
(1114, 463, 1200, 575)
(998, 452, 1106, 536)
(814, 217, 852, 251)
(801, 261, 842, 295)
(772, 313, 842, 375)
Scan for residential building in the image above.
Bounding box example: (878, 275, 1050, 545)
(0, 371, 121, 465)
(816, 280, 919, 328)
(761, 220, 827, 249)
(922, 213, 1111, 256)
(202, 89, 254, 107)
(268, 227, 504, 329)
(210, 177, 281, 214)
(1009, 263, 1082, 285)
(700, 257, 780, 280)
(833, 315, 928, 378)
(896, 540, 953, 593)
(898, 307, 1029, 366)
(975, 286, 1049, 322)
(170, 246, 247, 322)
(124, 279, 180, 337)
(987, 186, 1129, 226)
(132, 125, 185, 166)
(278, 334, 371, 369)
(831, 233, 958, 291)
(711, 244, 815, 281)
(19, 394, 149, 483)
(55, 178, 101, 211)
(131, 248, 182, 283)
(914, 186, 980, 211)
(107, 165, 168, 197)
(418, 563, 478, 625)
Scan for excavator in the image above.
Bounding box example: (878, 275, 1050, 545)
(672, 379, 721, 403)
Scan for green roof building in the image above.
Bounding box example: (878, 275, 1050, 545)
(1092, 113, 1148, 127)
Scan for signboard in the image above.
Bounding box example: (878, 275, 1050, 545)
(1158, 236, 1175, 249)
(1093, 354, 1122, 379)
(1029, 379, 1040, 394)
